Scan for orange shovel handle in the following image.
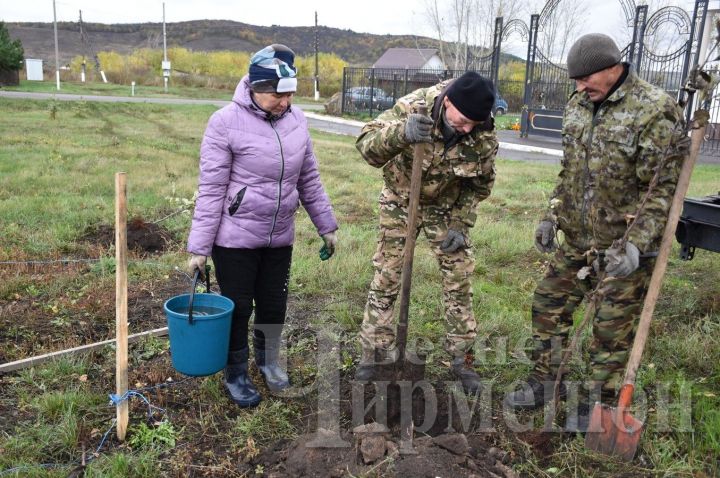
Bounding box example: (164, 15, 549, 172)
(614, 383, 635, 430)
(617, 383, 635, 409)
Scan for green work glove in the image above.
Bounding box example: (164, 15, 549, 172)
(319, 231, 338, 261)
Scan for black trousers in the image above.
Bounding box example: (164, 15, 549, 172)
(212, 245, 292, 352)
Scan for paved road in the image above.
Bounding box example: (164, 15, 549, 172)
(0, 90, 561, 163)
(0, 90, 325, 110)
(302, 112, 563, 164)
(3, 90, 714, 164)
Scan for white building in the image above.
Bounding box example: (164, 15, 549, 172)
(25, 59, 43, 81)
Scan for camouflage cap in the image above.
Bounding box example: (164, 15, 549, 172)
(567, 33, 621, 79)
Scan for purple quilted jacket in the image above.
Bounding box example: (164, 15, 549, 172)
(187, 75, 338, 256)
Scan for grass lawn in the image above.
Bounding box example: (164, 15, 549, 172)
(0, 97, 718, 476)
(2, 79, 319, 104)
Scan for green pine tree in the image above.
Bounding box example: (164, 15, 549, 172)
(0, 21, 24, 71)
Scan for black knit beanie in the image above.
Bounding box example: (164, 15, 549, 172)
(567, 34, 621, 79)
(446, 72, 496, 121)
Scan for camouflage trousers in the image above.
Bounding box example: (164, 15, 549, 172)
(531, 243, 653, 397)
(359, 186, 477, 357)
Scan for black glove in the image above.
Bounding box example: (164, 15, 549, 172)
(404, 114, 433, 143)
(534, 220, 556, 253)
(440, 229, 467, 253)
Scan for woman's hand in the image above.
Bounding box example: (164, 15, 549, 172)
(319, 231, 338, 260)
(188, 254, 207, 278)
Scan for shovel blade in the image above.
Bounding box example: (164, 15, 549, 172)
(585, 402, 644, 461)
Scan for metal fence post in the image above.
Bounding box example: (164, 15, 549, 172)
(369, 68, 376, 116)
(492, 16, 504, 86)
(630, 5, 648, 72)
(341, 67, 348, 115)
(393, 73, 398, 104)
(683, 0, 709, 123)
(521, 14, 539, 137)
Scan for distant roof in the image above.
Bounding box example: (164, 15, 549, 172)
(373, 48, 441, 69)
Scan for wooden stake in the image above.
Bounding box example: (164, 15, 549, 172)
(115, 172, 129, 441)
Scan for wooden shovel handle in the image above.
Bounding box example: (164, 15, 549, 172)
(396, 104, 429, 360)
(622, 122, 704, 388)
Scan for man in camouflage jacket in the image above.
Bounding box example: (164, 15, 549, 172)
(504, 34, 688, 430)
(354, 72, 499, 393)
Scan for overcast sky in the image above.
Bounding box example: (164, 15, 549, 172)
(3, 0, 709, 59)
(2, 0, 434, 36)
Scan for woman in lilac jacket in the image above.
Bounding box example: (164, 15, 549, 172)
(187, 44, 338, 407)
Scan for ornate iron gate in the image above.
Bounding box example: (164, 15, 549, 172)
(342, 17, 511, 117)
(521, 0, 710, 139)
(494, 17, 530, 114)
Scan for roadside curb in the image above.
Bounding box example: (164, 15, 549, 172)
(304, 111, 365, 127)
(304, 111, 564, 158)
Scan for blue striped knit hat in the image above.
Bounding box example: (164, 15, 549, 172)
(248, 44, 298, 93)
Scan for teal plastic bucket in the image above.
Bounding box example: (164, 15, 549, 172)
(164, 270, 234, 376)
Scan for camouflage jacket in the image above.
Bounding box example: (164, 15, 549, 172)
(549, 68, 687, 253)
(355, 80, 499, 232)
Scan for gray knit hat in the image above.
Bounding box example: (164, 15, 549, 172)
(567, 33, 621, 79)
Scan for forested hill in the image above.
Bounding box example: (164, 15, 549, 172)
(7, 19, 444, 66)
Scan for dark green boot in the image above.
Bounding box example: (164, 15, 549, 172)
(225, 348, 261, 407)
(450, 354, 483, 394)
(255, 339, 290, 392)
(354, 347, 397, 381)
(503, 374, 567, 410)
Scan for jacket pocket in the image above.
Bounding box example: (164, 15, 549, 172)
(228, 186, 247, 216)
(602, 126, 636, 178)
(452, 161, 484, 178)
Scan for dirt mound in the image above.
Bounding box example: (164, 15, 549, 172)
(83, 217, 174, 254)
(251, 430, 517, 477)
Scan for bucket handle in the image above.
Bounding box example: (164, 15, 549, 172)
(188, 264, 211, 325)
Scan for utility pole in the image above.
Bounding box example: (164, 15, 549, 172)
(162, 2, 170, 93)
(79, 10, 86, 82)
(53, 0, 60, 90)
(79, 10, 105, 82)
(314, 11, 319, 101)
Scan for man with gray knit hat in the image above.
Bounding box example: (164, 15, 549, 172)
(353, 72, 499, 394)
(504, 33, 688, 431)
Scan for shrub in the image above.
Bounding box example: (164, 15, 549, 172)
(0, 21, 24, 71)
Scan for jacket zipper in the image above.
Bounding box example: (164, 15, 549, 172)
(267, 120, 285, 247)
(580, 110, 599, 240)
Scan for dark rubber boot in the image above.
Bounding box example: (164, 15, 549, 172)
(354, 348, 377, 381)
(565, 401, 592, 433)
(450, 354, 483, 394)
(354, 347, 398, 381)
(255, 340, 290, 392)
(224, 348, 261, 407)
(503, 374, 567, 410)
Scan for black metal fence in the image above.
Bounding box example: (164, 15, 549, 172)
(341, 68, 491, 116)
(340, 1, 712, 136)
(495, 79, 525, 112)
(701, 66, 719, 155)
(521, 1, 710, 138)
